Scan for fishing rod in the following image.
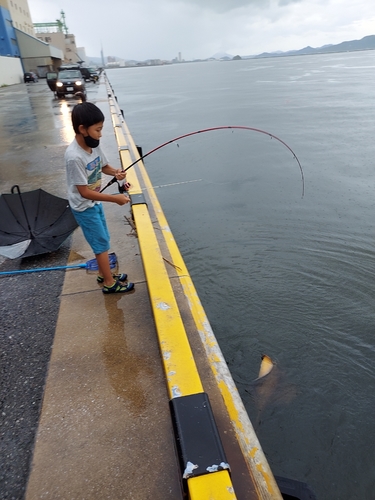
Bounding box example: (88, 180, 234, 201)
(101, 126, 305, 197)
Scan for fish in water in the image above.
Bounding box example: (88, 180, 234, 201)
(246, 354, 298, 427)
(257, 354, 274, 379)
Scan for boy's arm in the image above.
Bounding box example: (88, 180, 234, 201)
(102, 163, 126, 180)
(76, 185, 129, 206)
(102, 163, 130, 189)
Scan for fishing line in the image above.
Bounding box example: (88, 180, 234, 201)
(141, 179, 203, 191)
(101, 126, 305, 197)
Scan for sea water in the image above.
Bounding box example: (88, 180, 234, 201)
(107, 51, 375, 500)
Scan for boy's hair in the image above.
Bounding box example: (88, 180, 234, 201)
(71, 102, 105, 134)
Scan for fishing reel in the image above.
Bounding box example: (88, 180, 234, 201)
(117, 179, 131, 193)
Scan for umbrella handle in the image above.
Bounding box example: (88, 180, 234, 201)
(10, 184, 32, 234)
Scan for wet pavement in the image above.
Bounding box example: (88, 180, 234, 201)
(0, 79, 183, 500)
(0, 81, 85, 500)
(0, 81, 77, 200)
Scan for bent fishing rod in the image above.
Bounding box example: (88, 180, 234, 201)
(101, 125, 305, 197)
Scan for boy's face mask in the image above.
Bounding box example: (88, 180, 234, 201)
(83, 134, 100, 148)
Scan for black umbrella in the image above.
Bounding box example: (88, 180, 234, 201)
(0, 185, 78, 259)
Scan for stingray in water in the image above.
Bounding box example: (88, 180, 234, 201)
(246, 354, 299, 427)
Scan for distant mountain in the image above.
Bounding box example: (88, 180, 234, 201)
(89, 35, 375, 65)
(210, 52, 234, 60)
(86, 56, 103, 65)
(253, 35, 375, 59)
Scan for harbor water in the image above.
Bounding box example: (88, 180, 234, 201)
(106, 51, 375, 500)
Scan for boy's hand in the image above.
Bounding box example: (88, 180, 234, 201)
(115, 169, 131, 191)
(113, 194, 130, 205)
(115, 169, 127, 181)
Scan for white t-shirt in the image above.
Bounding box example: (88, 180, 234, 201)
(65, 138, 108, 212)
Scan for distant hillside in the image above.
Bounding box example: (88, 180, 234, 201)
(86, 56, 103, 66)
(90, 35, 375, 64)
(253, 35, 375, 59)
(211, 52, 234, 60)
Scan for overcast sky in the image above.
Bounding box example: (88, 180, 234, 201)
(28, 0, 374, 61)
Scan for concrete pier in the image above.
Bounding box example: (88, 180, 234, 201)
(0, 77, 282, 499)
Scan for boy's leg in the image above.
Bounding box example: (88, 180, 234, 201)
(96, 251, 134, 294)
(73, 205, 134, 293)
(73, 206, 113, 285)
(96, 250, 115, 287)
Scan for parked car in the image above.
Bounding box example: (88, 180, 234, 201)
(78, 67, 99, 83)
(24, 72, 38, 83)
(88, 68, 99, 83)
(79, 67, 91, 81)
(55, 69, 86, 98)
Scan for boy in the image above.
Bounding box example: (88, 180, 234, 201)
(65, 101, 134, 294)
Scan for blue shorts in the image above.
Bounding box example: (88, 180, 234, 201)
(72, 203, 110, 255)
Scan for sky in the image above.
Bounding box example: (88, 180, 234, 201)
(28, 0, 375, 61)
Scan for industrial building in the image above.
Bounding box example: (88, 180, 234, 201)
(0, 2, 84, 85)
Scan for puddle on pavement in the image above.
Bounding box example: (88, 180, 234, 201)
(102, 294, 156, 416)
